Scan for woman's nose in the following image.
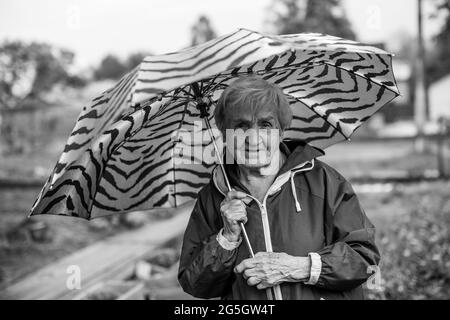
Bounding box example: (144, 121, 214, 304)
(247, 127, 261, 145)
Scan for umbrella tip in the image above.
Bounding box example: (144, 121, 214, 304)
(238, 27, 256, 34)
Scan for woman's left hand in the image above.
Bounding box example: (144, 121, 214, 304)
(234, 252, 311, 290)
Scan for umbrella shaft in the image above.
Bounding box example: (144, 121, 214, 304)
(203, 117, 232, 190)
(240, 222, 254, 257)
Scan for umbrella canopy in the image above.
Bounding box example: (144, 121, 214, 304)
(29, 28, 399, 220)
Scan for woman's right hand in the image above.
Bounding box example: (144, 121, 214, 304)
(220, 190, 248, 242)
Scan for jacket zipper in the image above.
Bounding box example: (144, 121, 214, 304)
(245, 190, 283, 300)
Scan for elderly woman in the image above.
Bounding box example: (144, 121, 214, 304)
(178, 76, 380, 300)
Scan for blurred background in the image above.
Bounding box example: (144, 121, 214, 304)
(0, 0, 449, 300)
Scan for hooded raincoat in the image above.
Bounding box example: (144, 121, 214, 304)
(178, 141, 380, 300)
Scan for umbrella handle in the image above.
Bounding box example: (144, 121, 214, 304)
(200, 108, 277, 300)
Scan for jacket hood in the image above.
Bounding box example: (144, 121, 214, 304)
(278, 140, 325, 175)
(212, 140, 325, 202)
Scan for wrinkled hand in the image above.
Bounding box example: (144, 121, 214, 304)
(234, 252, 311, 290)
(220, 190, 248, 242)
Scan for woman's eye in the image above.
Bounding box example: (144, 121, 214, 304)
(261, 122, 272, 128)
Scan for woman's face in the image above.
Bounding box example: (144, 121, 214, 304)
(224, 105, 282, 170)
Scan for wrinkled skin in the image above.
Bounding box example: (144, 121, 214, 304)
(234, 252, 311, 290)
(223, 105, 282, 173)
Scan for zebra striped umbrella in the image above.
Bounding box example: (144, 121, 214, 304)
(29, 28, 399, 220)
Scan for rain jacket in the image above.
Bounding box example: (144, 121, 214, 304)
(178, 140, 380, 300)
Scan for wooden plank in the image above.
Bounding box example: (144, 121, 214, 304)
(0, 202, 193, 300)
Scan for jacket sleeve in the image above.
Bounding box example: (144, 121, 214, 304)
(178, 192, 239, 299)
(313, 175, 381, 291)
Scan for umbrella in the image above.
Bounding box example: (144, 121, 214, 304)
(29, 28, 400, 299)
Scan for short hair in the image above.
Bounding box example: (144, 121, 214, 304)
(214, 76, 292, 132)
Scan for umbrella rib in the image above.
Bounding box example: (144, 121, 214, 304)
(181, 87, 196, 99)
(138, 93, 186, 109)
(203, 74, 221, 92)
(153, 97, 193, 120)
(207, 75, 235, 94)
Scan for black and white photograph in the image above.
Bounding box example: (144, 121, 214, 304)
(0, 0, 449, 307)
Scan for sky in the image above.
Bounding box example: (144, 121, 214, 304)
(0, 0, 444, 70)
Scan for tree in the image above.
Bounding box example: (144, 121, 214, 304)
(427, 0, 450, 83)
(93, 54, 127, 80)
(93, 52, 153, 80)
(0, 41, 81, 154)
(190, 15, 217, 46)
(268, 0, 356, 40)
(0, 41, 75, 109)
(125, 51, 152, 70)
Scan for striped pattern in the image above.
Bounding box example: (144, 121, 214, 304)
(29, 28, 399, 219)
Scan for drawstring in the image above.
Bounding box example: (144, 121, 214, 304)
(291, 174, 301, 212)
(290, 159, 315, 213)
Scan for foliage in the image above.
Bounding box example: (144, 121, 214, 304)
(427, 0, 450, 83)
(367, 187, 450, 299)
(268, 0, 356, 39)
(93, 54, 127, 81)
(190, 15, 217, 46)
(0, 41, 76, 109)
(93, 51, 152, 80)
(126, 52, 150, 70)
